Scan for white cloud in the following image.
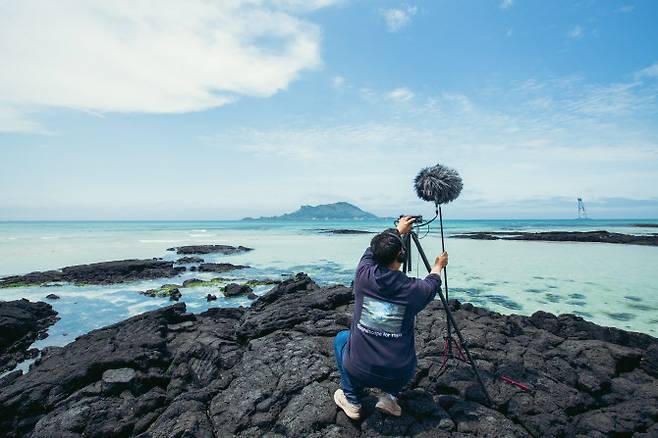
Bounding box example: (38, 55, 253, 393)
(332, 76, 346, 89)
(0, 0, 335, 132)
(387, 87, 414, 102)
(500, 0, 514, 10)
(380, 5, 418, 32)
(635, 62, 658, 79)
(0, 107, 41, 133)
(568, 25, 584, 39)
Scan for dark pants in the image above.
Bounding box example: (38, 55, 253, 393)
(334, 330, 409, 405)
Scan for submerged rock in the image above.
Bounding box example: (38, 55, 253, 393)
(0, 299, 59, 373)
(0, 275, 656, 437)
(198, 263, 250, 273)
(141, 284, 182, 300)
(45, 294, 60, 300)
(0, 259, 185, 287)
(452, 230, 658, 246)
(167, 245, 253, 255)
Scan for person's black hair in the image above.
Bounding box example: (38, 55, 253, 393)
(370, 228, 402, 265)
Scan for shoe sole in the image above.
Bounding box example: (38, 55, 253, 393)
(375, 403, 402, 417)
(334, 391, 361, 420)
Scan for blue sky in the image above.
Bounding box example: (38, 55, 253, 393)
(1, 0, 657, 220)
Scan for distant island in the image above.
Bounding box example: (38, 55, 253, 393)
(242, 202, 379, 221)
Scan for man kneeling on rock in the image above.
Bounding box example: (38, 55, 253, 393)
(334, 216, 448, 420)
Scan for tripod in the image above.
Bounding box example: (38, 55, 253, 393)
(401, 211, 492, 405)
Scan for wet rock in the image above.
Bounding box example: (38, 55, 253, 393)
(0, 275, 656, 437)
(223, 283, 253, 297)
(198, 263, 250, 273)
(167, 245, 253, 255)
(206, 294, 217, 301)
(0, 299, 59, 373)
(452, 230, 658, 246)
(182, 278, 204, 287)
(45, 294, 60, 300)
(0, 259, 185, 287)
(141, 284, 182, 300)
(175, 256, 204, 264)
(169, 289, 182, 301)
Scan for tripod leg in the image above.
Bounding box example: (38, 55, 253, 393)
(410, 231, 493, 406)
(438, 206, 452, 355)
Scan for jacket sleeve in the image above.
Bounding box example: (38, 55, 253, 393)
(409, 273, 441, 313)
(356, 247, 376, 274)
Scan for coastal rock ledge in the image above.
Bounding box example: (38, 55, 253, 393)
(1, 274, 657, 437)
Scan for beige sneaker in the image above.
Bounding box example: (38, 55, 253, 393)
(334, 389, 361, 420)
(375, 393, 402, 417)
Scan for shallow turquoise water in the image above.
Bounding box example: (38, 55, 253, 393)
(1, 219, 657, 368)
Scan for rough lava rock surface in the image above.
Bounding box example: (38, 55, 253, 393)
(0, 299, 59, 374)
(0, 259, 185, 287)
(1, 274, 657, 437)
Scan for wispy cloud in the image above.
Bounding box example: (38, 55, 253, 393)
(567, 25, 584, 39)
(0, 0, 337, 132)
(332, 76, 346, 89)
(387, 87, 415, 102)
(616, 4, 635, 13)
(635, 62, 658, 79)
(204, 64, 658, 210)
(500, 0, 514, 10)
(380, 5, 418, 32)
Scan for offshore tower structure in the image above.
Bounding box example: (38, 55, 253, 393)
(577, 198, 588, 219)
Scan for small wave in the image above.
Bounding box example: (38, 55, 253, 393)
(190, 229, 208, 233)
(6, 237, 17, 240)
(41, 236, 60, 240)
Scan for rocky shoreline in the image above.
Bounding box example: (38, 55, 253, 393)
(1, 274, 656, 437)
(0, 258, 249, 288)
(0, 299, 59, 374)
(452, 230, 658, 246)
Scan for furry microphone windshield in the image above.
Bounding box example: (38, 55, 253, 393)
(414, 164, 463, 205)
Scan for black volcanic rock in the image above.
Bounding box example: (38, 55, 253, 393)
(317, 229, 375, 235)
(0, 275, 656, 437)
(0, 259, 185, 287)
(452, 230, 658, 246)
(167, 245, 253, 255)
(45, 294, 60, 300)
(0, 299, 59, 373)
(175, 256, 205, 264)
(223, 283, 253, 298)
(198, 262, 250, 273)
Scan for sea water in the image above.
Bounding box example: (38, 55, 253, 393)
(1, 219, 657, 374)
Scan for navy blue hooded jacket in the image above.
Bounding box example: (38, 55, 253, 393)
(343, 245, 441, 384)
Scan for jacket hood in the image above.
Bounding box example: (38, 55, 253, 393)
(371, 264, 406, 296)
